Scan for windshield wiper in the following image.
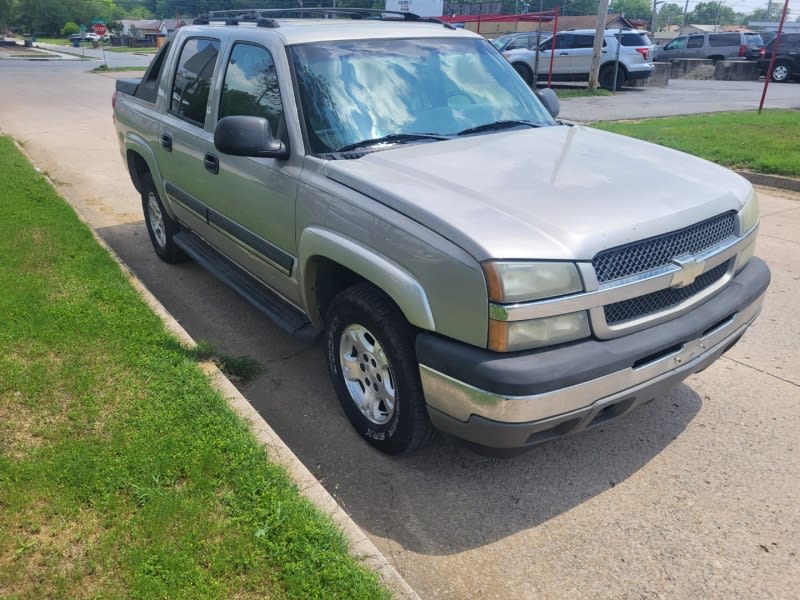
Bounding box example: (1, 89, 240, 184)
(336, 133, 452, 153)
(456, 120, 543, 136)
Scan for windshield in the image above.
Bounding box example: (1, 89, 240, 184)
(290, 37, 556, 155)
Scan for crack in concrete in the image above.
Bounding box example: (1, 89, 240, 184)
(722, 356, 799, 388)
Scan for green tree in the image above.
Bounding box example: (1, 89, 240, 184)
(745, 5, 783, 22)
(0, 0, 14, 32)
(610, 0, 651, 20)
(686, 1, 737, 25)
(14, 0, 70, 34)
(656, 2, 684, 28)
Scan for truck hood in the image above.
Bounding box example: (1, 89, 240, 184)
(321, 124, 751, 261)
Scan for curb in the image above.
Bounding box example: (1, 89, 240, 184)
(10, 138, 420, 600)
(737, 171, 800, 194)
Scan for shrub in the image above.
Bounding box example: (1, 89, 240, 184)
(61, 21, 80, 37)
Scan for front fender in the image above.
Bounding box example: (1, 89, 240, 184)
(299, 227, 436, 332)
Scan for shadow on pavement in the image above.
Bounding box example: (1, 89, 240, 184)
(99, 220, 702, 557)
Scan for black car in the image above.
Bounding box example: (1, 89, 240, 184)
(758, 33, 800, 82)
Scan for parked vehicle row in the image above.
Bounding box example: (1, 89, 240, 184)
(503, 28, 654, 90)
(757, 33, 800, 82)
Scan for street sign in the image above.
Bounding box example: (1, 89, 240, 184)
(93, 23, 107, 36)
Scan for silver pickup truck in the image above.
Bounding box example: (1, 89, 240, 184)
(114, 9, 770, 454)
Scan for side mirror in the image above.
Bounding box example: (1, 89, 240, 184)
(536, 87, 560, 118)
(214, 115, 289, 160)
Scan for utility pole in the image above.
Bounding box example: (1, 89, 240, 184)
(588, 0, 611, 89)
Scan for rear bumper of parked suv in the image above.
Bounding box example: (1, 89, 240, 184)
(416, 257, 770, 449)
(624, 67, 653, 80)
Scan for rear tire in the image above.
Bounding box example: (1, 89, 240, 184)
(771, 62, 790, 83)
(141, 172, 186, 264)
(512, 62, 533, 86)
(599, 65, 626, 91)
(325, 283, 433, 454)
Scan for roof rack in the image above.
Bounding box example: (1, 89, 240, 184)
(193, 8, 455, 30)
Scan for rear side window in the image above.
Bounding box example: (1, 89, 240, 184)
(687, 36, 704, 48)
(219, 43, 284, 137)
(170, 37, 221, 126)
(617, 33, 651, 46)
(709, 34, 739, 46)
(135, 41, 170, 103)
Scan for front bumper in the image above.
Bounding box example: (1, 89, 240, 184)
(416, 257, 770, 448)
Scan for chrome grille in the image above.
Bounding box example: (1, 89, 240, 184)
(604, 261, 730, 325)
(593, 212, 737, 283)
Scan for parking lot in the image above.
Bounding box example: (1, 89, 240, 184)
(1, 58, 798, 598)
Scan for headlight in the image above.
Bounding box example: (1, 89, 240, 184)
(489, 312, 590, 352)
(483, 261, 583, 303)
(739, 189, 759, 234)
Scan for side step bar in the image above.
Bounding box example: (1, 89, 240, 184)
(174, 231, 317, 342)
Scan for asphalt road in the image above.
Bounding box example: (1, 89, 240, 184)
(1, 59, 798, 599)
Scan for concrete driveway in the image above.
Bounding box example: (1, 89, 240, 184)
(1, 60, 798, 599)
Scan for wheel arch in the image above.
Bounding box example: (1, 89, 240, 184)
(511, 60, 533, 85)
(299, 228, 436, 333)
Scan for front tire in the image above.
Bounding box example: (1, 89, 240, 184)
(771, 62, 790, 83)
(325, 283, 433, 454)
(141, 172, 186, 263)
(512, 62, 533, 86)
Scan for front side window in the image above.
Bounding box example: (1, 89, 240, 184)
(665, 37, 686, 50)
(170, 37, 221, 126)
(219, 43, 284, 136)
(291, 38, 556, 154)
(571, 35, 595, 49)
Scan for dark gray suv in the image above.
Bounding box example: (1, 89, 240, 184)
(654, 31, 764, 62)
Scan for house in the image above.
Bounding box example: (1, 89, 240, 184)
(117, 19, 167, 47)
(441, 13, 637, 37)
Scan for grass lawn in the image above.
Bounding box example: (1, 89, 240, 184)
(92, 65, 147, 73)
(592, 110, 800, 177)
(0, 136, 388, 599)
(552, 87, 613, 100)
(104, 46, 158, 54)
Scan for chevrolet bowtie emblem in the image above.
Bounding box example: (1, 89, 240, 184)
(671, 255, 706, 288)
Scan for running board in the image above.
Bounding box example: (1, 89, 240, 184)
(174, 231, 317, 342)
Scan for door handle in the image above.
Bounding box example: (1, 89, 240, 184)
(204, 153, 219, 175)
(161, 134, 172, 152)
(558, 52, 569, 56)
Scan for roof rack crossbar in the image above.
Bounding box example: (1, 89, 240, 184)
(194, 8, 455, 30)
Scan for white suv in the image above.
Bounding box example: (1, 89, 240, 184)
(505, 28, 654, 90)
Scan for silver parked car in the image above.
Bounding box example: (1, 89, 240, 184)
(505, 28, 654, 89)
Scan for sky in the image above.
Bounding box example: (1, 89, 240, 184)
(674, 0, 799, 22)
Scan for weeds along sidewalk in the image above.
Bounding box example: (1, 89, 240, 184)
(0, 135, 389, 599)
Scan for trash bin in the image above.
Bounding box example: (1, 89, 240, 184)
(72, 38, 80, 48)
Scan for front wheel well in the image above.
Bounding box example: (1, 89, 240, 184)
(307, 257, 366, 324)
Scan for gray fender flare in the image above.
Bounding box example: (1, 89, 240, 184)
(300, 227, 436, 331)
(124, 134, 174, 218)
